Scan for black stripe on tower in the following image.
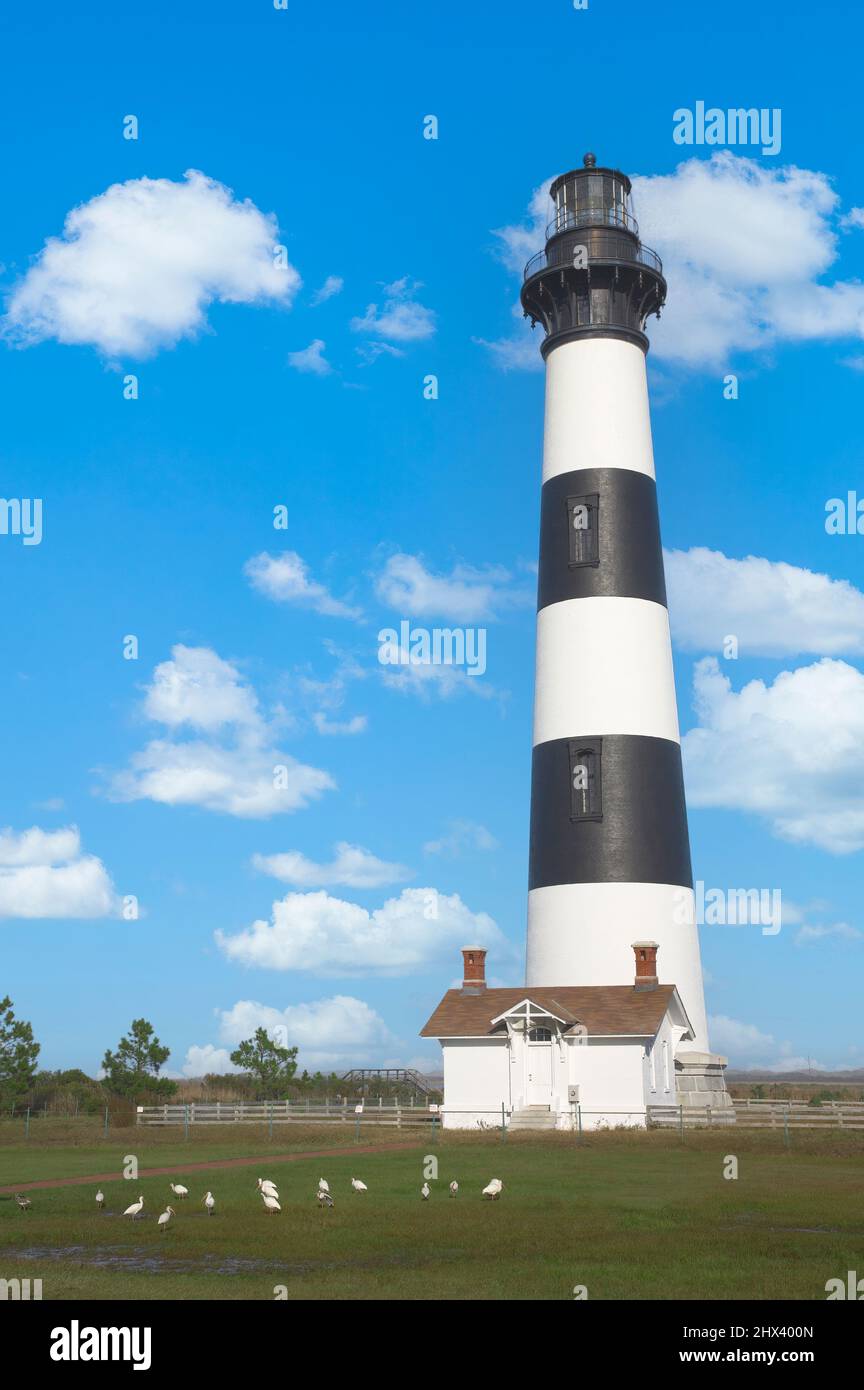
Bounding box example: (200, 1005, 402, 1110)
(528, 734, 693, 890)
(537, 468, 667, 611)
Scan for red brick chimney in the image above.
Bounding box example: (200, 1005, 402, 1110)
(632, 941, 659, 991)
(461, 945, 487, 992)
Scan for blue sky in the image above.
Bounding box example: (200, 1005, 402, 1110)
(1, 0, 862, 1078)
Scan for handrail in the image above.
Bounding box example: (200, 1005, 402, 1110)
(524, 238, 663, 282)
(546, 205, 639, 239)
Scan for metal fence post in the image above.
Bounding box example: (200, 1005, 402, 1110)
(25, 1107, 30, 1139)
(184, 1104, 189, 1141)
(679, 1103, 684, 1139)
(577, 1103, 582, 1143)
(269, 1102, 273, 1140)
(501, 1102, 506, 1142)
(783, 1103, 790, 1148)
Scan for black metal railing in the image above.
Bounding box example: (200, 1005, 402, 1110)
(546, 205, 639, 239)
(524, 237, 663, 282)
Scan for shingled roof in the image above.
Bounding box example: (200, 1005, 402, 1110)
(420, 985, 678, 1038)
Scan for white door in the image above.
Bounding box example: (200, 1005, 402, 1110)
(526, 1028, 554, 1105)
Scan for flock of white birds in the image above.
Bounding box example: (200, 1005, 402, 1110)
(12, 1175, 504, 1230)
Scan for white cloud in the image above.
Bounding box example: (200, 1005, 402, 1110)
(311, 712, 367, 736)
(144, 644, 261, 731)
(4, 169, 299, 358)
(184, 995, 395, 1075)
(666, 547, 864, 656)
(287, 339, 332, 375)
(0, 825, 119, 919)
(351, 277, 436, 344)
(311, 275, 344, 305)
(252, 842, 411, 889)
(424, 821, 498, 856)
(379, 647, 497, 702)
(486, 153, 864, 372)
(216, 885, 508, 976)
(106, 645, 334, 819)
(683, 656, 864, 853)
(375, 552, 531, 621)
(794, 922, 862, 945)
(709, 1014, 824, 1072)
(244, 551, 361, 619)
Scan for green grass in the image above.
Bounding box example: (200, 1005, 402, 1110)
(1, 1125, 862, 1300)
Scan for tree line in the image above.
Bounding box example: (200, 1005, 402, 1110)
(0, 996, 345, 1110)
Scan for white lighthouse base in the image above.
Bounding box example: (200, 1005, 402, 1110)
(674, 1051, 736, 1122)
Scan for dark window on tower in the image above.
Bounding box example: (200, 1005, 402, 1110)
(566, 493, 599, 567)
(528, 1027, 553, 1042)
(569, 741, 603, 821)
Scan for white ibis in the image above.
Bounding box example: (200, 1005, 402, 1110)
(317, 1190, 335, 1209)
(482, 1178, 503, 1200)
(95, 1189, 105, 1210)
(421, 1182, 430, 1201)
(449, 1181, 459, 1198)
(257, 1178, 279, 1199)
(350, 1178, 367, 1192)
(261, 1192, 281, 1215)
(169, 1182, 189, 1200)
(157, 1206, 175, 1233)
(124, 1195, 145, 1219)
(204, 1191, 215, 1216)
(14, 1193, 31, 1211)
(318, 1178, 330, 1194)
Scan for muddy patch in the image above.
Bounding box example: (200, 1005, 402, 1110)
(5, 1244, 464, 1277)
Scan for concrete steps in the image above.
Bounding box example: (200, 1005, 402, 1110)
(509, 1105, 558, 1131)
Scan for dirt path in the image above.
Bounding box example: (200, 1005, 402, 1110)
(0, 1140, 423, 1195)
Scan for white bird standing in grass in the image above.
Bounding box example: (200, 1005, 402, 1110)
(258, 1178, 279, 1199)
(14, 1193, 31, 1211)
(482, 1178, 503, 1200)
(318, 1177, 330, 1194)
(169, 1182, 189, 1200)
(350, 1178, 367, 1192)
(317, 1190, 335, 1209)
(421, 1182, 430, 1201)
(158, 1206, 175, 1233)
(449, 1181, 459, 1198)
(95, 1189, 105, 1210)
(204, 1191, 215, 1216)
(261, 1192, 281, 1215)
(124, 1195, 145, 1219)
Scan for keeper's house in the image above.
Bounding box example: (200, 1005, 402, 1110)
(421, 945, 728, 1130)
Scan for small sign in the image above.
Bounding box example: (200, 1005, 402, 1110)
(568, 1085, 580, 1103)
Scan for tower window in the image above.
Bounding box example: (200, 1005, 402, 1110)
(566, 492, 599, 567)
(569, 741, 602, 821)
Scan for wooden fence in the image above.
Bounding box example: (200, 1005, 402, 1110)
(649, 1099, 864, 1131)
(136, 1098, 439, 1128)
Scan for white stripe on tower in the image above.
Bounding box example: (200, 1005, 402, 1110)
(520, 155, 709, 1050)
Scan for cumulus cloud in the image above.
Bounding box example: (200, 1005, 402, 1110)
(287, 339, 332, 375)
(0, 825, 119, 919)
(105, 645, 333, 819)
(311, 712, 367, 736)
(424, 821, 498, 857)
(244, 551, 361, 619)
(311, 275, 344, 305)
(375, 552, 531, 622)
(709, 1014, 824, 1072)
(794, 921, 862, 945)
(216, 885, 508, 976)
(183, 994, 394, 1075)
(252, 842, 412, 889)
(484, 153, 864, 372)
(351, 277, 436, 344)
(683, 656, 864, 853)
(666, 547, 864, 657)
(3, 169, 299, 358)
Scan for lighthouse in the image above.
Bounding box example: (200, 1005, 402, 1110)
(520, 153, 709, 1051)
(420, 155, 732, 1128)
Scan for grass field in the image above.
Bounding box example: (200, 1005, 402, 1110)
(1, 1122, 862, 1300)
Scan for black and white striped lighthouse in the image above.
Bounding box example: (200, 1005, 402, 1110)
(520, 153, 709, 1051)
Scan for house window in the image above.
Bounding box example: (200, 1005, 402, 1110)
(569, 741, 602, 821)
(528, 1027, 552, 1042)
(566, 493, 599, 567)
(662, 1039, 670, 1093)
(649, 1044, 657, 1093)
